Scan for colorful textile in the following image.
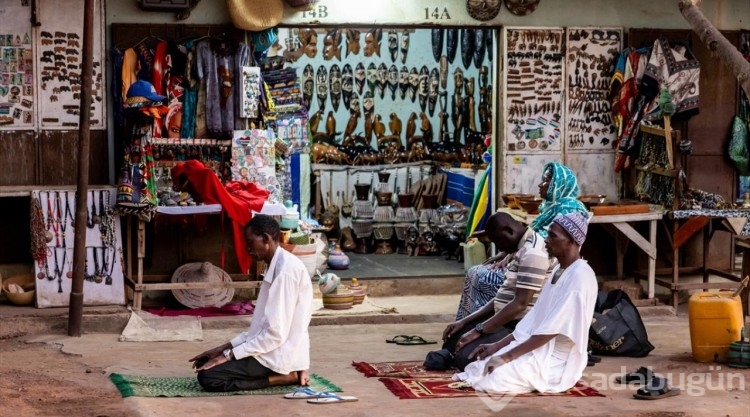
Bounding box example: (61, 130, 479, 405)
(109, 373, 340, 398)
(553, 212, 589, 246)
(456, 262, 507, 321)
(378, 377, 603, 400)
(529, 162, 588, 238)
(171, 160, 269, 273)
(466, 162, 492, 236)
(351, 360, 603, 399)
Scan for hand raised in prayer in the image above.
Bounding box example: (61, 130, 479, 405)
(483, 355, 508, 376)
(442, 321, 464, 341)
(454, 329, 481, 353)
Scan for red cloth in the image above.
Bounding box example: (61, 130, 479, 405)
(144, 300, 254, 317)
(171, 160, 269, 273)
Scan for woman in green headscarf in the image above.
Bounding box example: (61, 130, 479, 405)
(529, 162, 588, 238)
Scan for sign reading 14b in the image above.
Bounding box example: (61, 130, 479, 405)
(425, 7, 451, 20)
(301, 5, 329, 19)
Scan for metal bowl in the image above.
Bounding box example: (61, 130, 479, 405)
(578, 194, 609, 208)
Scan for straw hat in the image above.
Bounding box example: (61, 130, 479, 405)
(171, 262, 234, 308)
(226, 0, 284, 32)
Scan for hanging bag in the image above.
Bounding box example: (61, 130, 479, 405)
(729, 99, 750, 176)
(589, 290, 655, 357)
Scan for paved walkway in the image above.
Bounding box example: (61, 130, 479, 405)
(18, 295, 750, 417)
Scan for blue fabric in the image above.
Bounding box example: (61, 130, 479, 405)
(445, 171, 476, 207)
(529, 162, 588, 238)
(290, 152, 301, 213)
(456, 263, 506, 321)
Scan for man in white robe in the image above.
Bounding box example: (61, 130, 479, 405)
(453, 212, 597, 394)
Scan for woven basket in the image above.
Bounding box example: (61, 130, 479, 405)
(171, 262, 234, 308)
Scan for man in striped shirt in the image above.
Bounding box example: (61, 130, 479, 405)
(433, 212, 555, 371)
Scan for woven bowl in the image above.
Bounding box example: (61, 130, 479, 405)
(502, 193, 533, 209)
(518, 197, 543, 214)
(3, 274, 35, 306)
(322, 287, 353, 310)
(579, 194, 609, 208)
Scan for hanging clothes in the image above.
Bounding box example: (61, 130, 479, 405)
(181, 40, 199, 139)
(197, 38, 251, 136)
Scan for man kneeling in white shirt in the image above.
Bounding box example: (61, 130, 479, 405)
(190, 214, 313, 391)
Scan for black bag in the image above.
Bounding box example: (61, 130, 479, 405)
(589, 290, 654, 357)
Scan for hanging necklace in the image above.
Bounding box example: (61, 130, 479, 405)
(53, 247, 66, 293)
(93, 246, 102, 284)
(64, 191, 74, 228)
(57, 192, 68, 248)
(87, 190, 97, 229)
(84, 247, 93, 282)
(37, 248, 51, 280)
(102, 246, 115, 285)
(99, 190, 116, 248)
(46, 192, 58, 245)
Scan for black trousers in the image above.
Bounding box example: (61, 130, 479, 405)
(442, 318, 519, 371)
(197, 356, 274, 392)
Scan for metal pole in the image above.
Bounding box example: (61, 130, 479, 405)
(68, 0, 95, 337)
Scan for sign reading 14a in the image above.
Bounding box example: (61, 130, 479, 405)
(425, 7, 451, 20)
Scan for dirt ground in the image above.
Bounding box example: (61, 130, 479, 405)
(0, 338, 132, 417)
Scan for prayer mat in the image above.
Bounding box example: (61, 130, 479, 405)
(351, 361, 604, 399)
(109, 373, 341, 398)
(378, 377, 605, 400)
(352, 360, 453, 379)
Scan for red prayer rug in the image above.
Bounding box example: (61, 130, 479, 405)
(353, 361, 604, 400)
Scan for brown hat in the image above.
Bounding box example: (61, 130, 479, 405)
(226, 0, 284, 32)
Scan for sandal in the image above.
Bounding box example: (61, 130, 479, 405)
(616, 366, 653, 384)
(386, 335, 413, 343)
(284, 386, 320, 399)
(307, 391, 359, 404)
(395, 335, 437, 345)
(633, 377, 681, 400)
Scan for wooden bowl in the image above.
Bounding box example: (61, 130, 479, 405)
(578, 194, 609, 208)
(502, 193, 533, 209)
(3, 274, 35, 306)
(518, 197, 544, 214)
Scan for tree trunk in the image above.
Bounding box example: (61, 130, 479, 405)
(679, 0, 750, 98)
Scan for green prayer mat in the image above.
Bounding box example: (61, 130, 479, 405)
(109, 373, 341, 398)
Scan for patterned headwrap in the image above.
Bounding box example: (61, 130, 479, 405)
(552, 212, 589, 246)
(529, 162, 588, 238)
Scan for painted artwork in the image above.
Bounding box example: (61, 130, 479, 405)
(0, 1, 34, 129)
(36, 0, 105, 129)
(231, 129, 280, 202)
(565, 27, 622, 150)
(276, 115, 309, 153)
(32, 188, 126, 308)
(504, 27, 565, 154)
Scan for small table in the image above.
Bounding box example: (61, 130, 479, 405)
(124, 202, 285, 310)
(505, 208, 664, 300)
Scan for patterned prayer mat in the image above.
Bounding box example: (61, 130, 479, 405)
(352, 361, 604, 400)
(109, 373, 341, 398)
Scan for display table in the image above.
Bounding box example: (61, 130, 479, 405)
(504, 208, 664, 301)
(646, 209, 750, 310)
(125, 201, 285, 310)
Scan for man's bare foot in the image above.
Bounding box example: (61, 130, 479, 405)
(268, 370, 310, 386)
(298, 370, 310, 386)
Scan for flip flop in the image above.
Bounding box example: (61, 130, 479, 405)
(633, 377, 681, 400)
(284, 386, 320, 399)
(395, 335, 437, 345)
(386, 335, 412, 343)
(307, 392, 359, 404)
(616, 366, 654, 384)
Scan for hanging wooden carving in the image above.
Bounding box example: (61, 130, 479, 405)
(504, 27, 564, 153)
(565, 27, 622, 150)
(504, 0, 540, 16)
